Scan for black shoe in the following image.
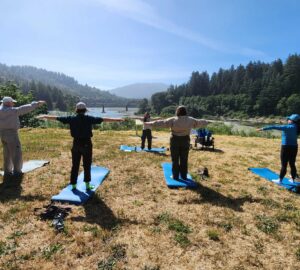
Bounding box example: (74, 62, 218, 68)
(3, 172, 13, 178)
(13, 171, 24, 177)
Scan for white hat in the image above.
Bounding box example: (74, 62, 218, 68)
(1, 96, 17, 103)
(76, 102, 87, 110)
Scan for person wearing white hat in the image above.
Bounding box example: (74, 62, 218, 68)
(37, 102, 124, 191)
(0, 96, 46, 177)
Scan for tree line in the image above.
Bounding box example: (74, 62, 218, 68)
(0, 78, 79, 111)
(140, 54, 300, 118)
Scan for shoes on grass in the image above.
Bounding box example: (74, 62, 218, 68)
(272, 179, 282, 184)
(86, 183, 95, 191)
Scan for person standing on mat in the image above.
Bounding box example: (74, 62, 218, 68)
(37, 102, 124, 191)
(0, 96, 46, 177)
(258, 114, 300, 184)
(132, 112, 161, 150)
(144, 106, 209, 180)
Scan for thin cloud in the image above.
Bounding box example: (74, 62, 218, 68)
(89, 0, 266, 58)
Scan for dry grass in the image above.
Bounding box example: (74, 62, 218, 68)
(1, 128, 300, 269)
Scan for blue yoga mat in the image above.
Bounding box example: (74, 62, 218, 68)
(51, 166, 109, 205)
(249, 167, 300, 192)
(162, 162, 197, 188)
(120, 145, 166, 153)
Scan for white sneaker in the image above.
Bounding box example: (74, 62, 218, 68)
(272, 179, 282, 184)
(288, 178, 295, 184)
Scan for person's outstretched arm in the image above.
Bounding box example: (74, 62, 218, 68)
(102, 118, 124, 122)
(257, 125, 288, 132)
(17, 101, 46, 116)
(36, 114, 58, 121)
(193, 118, 210, 128)
(130, 116, 144, 121)
(144, 118, 174, 129)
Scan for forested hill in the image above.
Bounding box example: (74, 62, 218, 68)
(0, 64, 139, 108)
(148, 54, 300, 118)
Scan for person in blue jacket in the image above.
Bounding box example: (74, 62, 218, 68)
(258, 114, 300, 183)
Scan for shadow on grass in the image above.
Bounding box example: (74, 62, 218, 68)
(71, 194, 140, 230)
(71, 194, 119, 230)
(191, 147, 224, 153)
(179, 182, 261, 212)
(0, 174, 46, 202)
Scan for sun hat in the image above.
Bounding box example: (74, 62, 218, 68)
(1, 96, 17, 103)
(287, 114, 300, 122)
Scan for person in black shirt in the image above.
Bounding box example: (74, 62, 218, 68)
(37, 102, 124, 191)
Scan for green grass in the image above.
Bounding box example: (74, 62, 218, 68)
(296, 247, 300, 261)
(97, 244, 126, 270)
(255, 215, 279, 234)
(207, 229, 220, 241)
(42, 244, 64, 260)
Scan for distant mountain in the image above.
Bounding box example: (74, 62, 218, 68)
(109, 83, 169, 99)
(0, 63, 139, 107)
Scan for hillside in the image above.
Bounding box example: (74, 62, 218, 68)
(0, 64, 139, 107)
(1, 129, 300, 269)
(109, 83, 169, 99)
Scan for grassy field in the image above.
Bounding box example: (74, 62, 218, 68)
(1, 128, 300, 270)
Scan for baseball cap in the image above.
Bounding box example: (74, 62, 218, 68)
(287, 114, 300, 122)
(1, 96, 17, 103)
(76, 102, 87, 110)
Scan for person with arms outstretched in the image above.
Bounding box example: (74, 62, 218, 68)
(0, 96, 46, 177)
(258, 114, 300, 184)
(37, 102, 124, 191)
(132, 112, 161, 150)
(145, 106, 209, 180)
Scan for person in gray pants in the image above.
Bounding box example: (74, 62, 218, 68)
(0, 96, 46, 177)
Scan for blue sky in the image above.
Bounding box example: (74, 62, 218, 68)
(0, 0, 299, 89)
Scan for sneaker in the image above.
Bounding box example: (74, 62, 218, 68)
(86, 183, 95, 191)
(13, 171, 23, 177)
(3, 172, 13, 178)
(288, 178, 295, 184)
(272, 179, 282, 184)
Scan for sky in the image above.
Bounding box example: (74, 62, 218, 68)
(0, 0, 299, 90)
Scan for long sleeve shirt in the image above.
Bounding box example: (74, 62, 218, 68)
(0, 102, 40, 130)
(151, 116, 208, 136)
(262, 124, 298, 146)
(57, 114, 103, 139)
